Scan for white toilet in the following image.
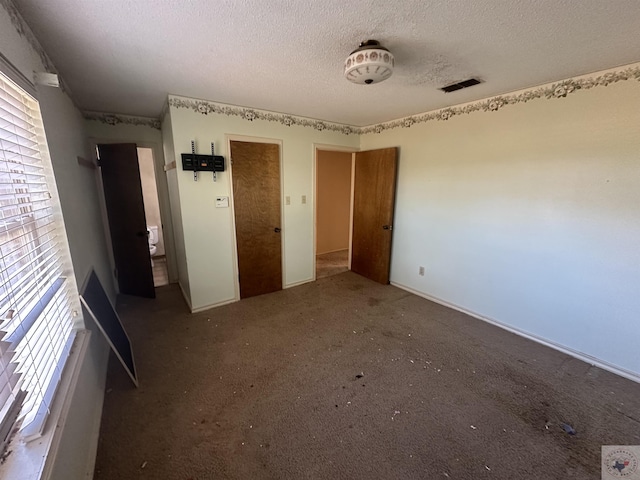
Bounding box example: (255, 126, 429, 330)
(148, 225, 158, 265)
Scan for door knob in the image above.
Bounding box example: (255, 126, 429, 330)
(274, 227, 281, 233)
(382, 225, 392, 230)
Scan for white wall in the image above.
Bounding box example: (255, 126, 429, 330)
(361, 73, 640, 379)
(85, 118, 178, 283)
(38, 91, 115, 299)
(166, 98, 359, 311)
(162, 109, 191, 304)
(0, 2, 112, 478)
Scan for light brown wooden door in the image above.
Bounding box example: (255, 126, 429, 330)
(351, 147, 398, 284)
(230, 141, 282, 298)
(98, 143, 155, 298)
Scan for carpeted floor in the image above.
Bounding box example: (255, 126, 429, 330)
(94, 272, 640, 480)
(316, 249, 349, 279)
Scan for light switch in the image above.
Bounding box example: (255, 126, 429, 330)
(215, 196, 229, 208)
(301, 195, 307, 204)
(285, 196, 291, 205)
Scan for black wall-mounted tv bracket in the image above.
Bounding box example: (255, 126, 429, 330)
(181, 140, 225, 182)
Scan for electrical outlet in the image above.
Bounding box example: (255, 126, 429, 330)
(418, 266, 425, 276)
(301, 195, 307, 204)
(285, 196, 291, 205)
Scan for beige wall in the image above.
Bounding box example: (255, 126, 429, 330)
(316, 150, 352, 254)
(361, 66, 640, 379)
(137, 147, 165, 255)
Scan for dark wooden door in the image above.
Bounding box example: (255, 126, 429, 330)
(98, 143, 155, 298)
(230, 141, 282, 298)
(351, 147, 398, 284)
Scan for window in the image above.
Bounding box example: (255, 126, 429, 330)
(0, 70, 79, 445)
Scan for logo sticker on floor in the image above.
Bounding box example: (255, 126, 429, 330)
(602, 446, 640, 479)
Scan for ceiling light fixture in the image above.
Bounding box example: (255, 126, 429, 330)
(344, 40, 394, 85)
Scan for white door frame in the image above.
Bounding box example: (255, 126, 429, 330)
(312, 143, 359, 281)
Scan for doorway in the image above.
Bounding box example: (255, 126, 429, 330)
(97, 143, 154, 298)
(315, 149, 353, 279)
(137, 147, 168, 287)
(97, 143, 171, 298)
(229, 140, 283, 299)
(315, 147, 398, 284)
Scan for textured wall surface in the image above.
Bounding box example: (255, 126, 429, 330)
(12, 0, 640, 125)
(361, 78, 640, 378)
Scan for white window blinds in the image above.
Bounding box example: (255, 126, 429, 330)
(0, 70, 78, 443)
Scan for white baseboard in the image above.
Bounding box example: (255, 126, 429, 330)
(190, 297, 237, 314)
(284, 278, 314, 289)
(179, 283, 238, 313)
(82, 367, 106, 479)
(189, 278, 315, 312)
(178, 281, 192, 311)
(391, 281, 640, 385)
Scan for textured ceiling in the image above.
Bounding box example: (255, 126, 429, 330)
(13, 0, 640, 126)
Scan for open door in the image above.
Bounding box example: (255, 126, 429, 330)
(351, 147, 398, 284)
(98, 143, 155, 298)
(230, 140, 283, 298)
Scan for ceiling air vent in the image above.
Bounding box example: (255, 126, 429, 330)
(440, 78, 482, 93)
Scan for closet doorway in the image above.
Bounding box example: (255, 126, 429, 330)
(230, 139, 283, 299)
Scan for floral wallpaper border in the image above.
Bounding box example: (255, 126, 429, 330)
(170, 64, 640, 136)
(6, 0, 638, 138)
(168, 96, 358, 136)
(83, 111, 161, 130)
(360, 65, 640, 134)
(1, 0, 60, 83)
(3, 0, 639, 136)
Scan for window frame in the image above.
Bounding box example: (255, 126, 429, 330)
(0, 60, 83, 448)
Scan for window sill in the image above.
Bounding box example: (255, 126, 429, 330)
(0, 330, 90, 480)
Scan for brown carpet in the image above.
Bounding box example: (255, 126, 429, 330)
(94, 272, 640, 480)
(316, 249, 349, 279)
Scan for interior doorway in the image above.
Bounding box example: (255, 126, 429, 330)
(137, 147, 168, 287)
(315, 149, 353, 279)
(97, 143, 155, 298)
(315, 146, 398, 284)
(97, 143, 171, 298)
